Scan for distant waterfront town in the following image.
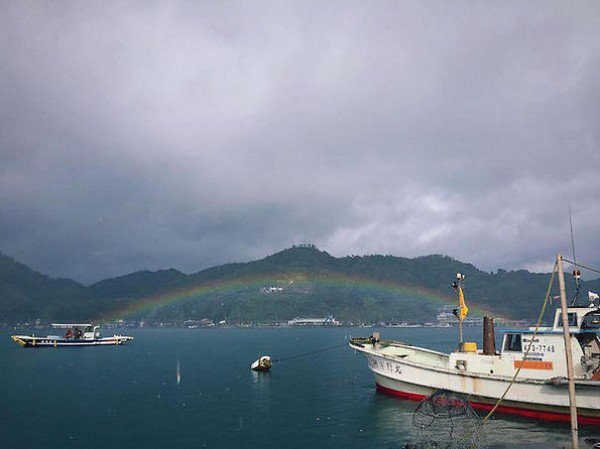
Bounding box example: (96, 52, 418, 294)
(7, 305, 531, 329)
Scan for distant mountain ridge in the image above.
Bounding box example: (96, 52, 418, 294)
(1, 246, 599, 324)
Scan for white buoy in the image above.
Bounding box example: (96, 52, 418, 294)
(251, 355, 272, 372)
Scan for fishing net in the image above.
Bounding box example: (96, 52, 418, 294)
(406, 390, 487, 449)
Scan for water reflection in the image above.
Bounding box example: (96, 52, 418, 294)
(251, 369, 271, 386)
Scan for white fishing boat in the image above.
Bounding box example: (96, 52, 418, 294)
(350, 264, 600, 426)
(11, 323, 133, 347)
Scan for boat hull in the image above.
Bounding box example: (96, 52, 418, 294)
(373, 371, 600, 426)
(352, 341, 600, 426)
(11, 335, 133, 347)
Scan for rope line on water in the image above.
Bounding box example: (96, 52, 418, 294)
(272, 342, 348, 363)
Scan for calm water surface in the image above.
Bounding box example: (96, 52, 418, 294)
(1, 327, 596, 448)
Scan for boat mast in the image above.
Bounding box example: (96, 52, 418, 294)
(452, 273, 466, 352)
(458, 304, 463, 351)
(557, 253, 578, 449)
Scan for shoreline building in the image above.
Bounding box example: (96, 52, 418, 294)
(287, 316, 341, 326)
(437, 305, 481, 326)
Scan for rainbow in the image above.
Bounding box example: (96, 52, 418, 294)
(101, 272, 501, 322)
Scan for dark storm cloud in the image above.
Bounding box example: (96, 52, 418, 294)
(1, 1, 599, 283)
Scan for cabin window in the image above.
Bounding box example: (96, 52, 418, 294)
(581, 312, 600, 329)
(557, 312, 578, 327)
(504, 334, 522, 352)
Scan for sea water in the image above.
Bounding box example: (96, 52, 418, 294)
(1, 327, 596, 448)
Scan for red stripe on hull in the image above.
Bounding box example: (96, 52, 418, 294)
(375, 383, 600, 426)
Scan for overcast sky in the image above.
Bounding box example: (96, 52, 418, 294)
(1, 1, 599, 284)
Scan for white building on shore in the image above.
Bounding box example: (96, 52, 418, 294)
(287, 316, 341, 326)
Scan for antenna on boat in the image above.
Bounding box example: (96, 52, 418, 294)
(568, 202, 581, 305)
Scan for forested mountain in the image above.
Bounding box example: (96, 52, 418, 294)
(0, 253, 90, 321)
(1, 246, 598, 324)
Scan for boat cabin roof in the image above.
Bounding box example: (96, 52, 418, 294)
(499, 303, 600, 336)
(500, 328, 597, 335)
(551, 304, 600, 332)
(51, 323, 94, 328)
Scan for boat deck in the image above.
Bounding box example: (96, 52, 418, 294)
(355, 339, 451, 370)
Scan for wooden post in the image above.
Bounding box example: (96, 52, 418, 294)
(483, 316, 496, 355)
(557, 254, 579, 449)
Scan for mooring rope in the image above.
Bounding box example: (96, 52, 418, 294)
(480, 260, 557, 422)
(272, 342, 348, 363)
(453, 262, 559, 448)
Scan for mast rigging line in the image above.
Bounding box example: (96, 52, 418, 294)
(480, 261, 557, 422)
(272, 342, 348, 363)
(456, 262, 558, 448)
(568, 203, 580, 306)
(569, 202, 578, 270)
(562, 258, 600, 276)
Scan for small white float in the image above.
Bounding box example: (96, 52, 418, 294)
(251, 355, 272, 372)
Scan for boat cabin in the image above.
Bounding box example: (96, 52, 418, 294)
(51, 323, 100, 340)
(497, 302, 600, 380)
(446, 298, 600, 381)
(551, 305, 600, 332)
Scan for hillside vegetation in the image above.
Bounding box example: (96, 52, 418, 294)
(1, 246, 598, 324)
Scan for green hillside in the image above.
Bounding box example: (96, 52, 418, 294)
(1, 246, 598, 325)
(0, 253, 89, 321)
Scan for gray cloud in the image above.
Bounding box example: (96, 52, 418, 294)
(1, 1, 599, 283)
